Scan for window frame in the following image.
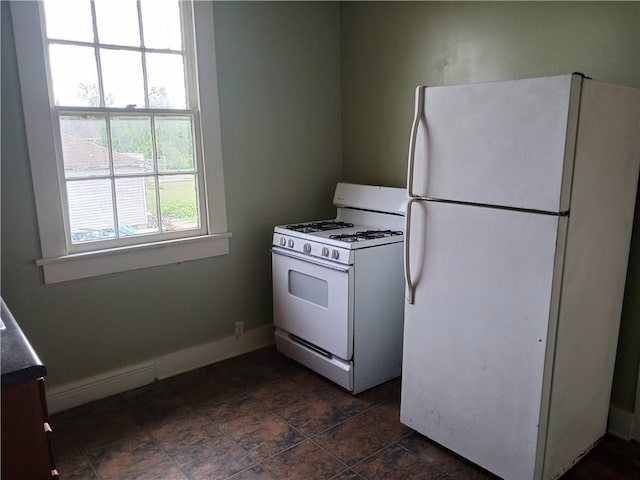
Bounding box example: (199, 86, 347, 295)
(10, 0, 230, 284)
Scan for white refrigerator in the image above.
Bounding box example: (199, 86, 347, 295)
(400, 74, 640, 480)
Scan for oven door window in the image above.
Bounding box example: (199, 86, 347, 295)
(272, 250, 354, 360)
(288, 271, 328, 308)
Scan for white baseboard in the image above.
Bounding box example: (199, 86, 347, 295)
(607, 404, 637, 440)
(154, 324, 275, 380)
(46, 362, 155, 414)
(46, 325, 275, 414)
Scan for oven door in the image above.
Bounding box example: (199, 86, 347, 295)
(272, 247, 354, 360)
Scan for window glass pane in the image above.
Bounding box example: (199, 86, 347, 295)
(94, 0, 140, 47)
(100, 49, 145, 108)
(140, 0, 183, 50)
(49, 45, 100, 107)
(155, 116, 194, 172)
(115, 177, 159, 236)
(60, 115, 109, 178)
(146, 53, 187, 108)
(111, 116, 154, 174)
(67, 179, 115, 243)
(159, 174, 199, 232)
(43, 0, 94, 42)
(145, 177, 159, 232)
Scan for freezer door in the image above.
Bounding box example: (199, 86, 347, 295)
(401, 200, 564, 480)
(411, 74, 581, 213)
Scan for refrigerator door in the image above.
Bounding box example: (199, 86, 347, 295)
(410, 75, 581, 213)
(401, 200, 565, 480)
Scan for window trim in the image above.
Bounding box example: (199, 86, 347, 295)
(10, 0, 230, 284)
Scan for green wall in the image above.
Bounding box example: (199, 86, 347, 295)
(341, 1, 639, 187)
(340, 2, 640, 412)
(1, 1, 342, 387)
(2, 1, 640, 415)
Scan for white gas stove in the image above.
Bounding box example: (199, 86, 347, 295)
(272, 183, 407, 393)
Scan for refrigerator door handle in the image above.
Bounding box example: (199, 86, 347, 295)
(405, 196, 427, 304)
(407, 86, 426, 198)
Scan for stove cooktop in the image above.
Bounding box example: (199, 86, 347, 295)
(274, 219, 404, 252)
(285, 221, 354, 233)
(279, 221, 402, 244)
(328, 229, 403, 243)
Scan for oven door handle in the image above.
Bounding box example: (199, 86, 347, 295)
(271, 247, 351, 273)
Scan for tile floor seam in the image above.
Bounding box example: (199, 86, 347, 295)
(255, 458, 284, 480)
(399, 436, 477, 476)
(325, 395, 383, 418)
(245, 436, 310, 463)
(236, 394, 314, 456)
(58, 443, 94, 480)
(115, 433, 177, 480)
(221, 409, 307, 463)
(195, 407, 235, 438)
(307, 434, 356, 468)
(85, 452, 105, 480)
(337, 442, 393, 475)
(398, 438, 470, 478)
(293, 412, 351, 437)
(219, 462, 271, 480)
(432, 474, 449, 480)
(343, 439, 442, 480)
(140, 422, 199, 480)
(241, 386, 336, 448)
(213, 412, 315, 477)
(80, 430, 155, 480)
(326, 467, 364, 480)
(310, 419, 397, 460)
(348, 406, 413, 444)
(256, 437, 351, 480)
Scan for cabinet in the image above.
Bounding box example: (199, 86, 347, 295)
(1, 378, 58, 479)
(1, 299, 57, 479)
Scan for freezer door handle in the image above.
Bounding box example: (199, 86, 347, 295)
(407, 86, 426, 198)
(405, 196, 427, 304)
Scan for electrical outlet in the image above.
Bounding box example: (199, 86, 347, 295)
(235, 321, 244, 339)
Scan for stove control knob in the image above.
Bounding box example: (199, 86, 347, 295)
(303, 243, 312, 253)
(321, 247, 329, 257)
(287, 239, 294, 248)
(331, 249, 339, 260)
(279, 237, 286, 247)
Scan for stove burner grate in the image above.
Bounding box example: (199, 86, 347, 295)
(286, 221, 354, 233)
(329, 229, 403, 242)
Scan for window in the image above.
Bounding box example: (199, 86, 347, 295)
(11, 0, 229, 284)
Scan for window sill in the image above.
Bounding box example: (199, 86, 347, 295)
(36, 233, 231, 284)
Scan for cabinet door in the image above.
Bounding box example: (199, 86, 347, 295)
(1, 380, 55, 479)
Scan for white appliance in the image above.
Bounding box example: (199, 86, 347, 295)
(272, 183, 406, 393)
(401, 74, 640, 479)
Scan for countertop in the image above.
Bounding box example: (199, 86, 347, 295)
(1, 299, 46, 388)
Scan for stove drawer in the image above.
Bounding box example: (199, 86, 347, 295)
(272, 248, 353, 360)
(275, 329, 353, 391)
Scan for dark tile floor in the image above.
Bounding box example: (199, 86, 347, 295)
(50, 347, 640, 480)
